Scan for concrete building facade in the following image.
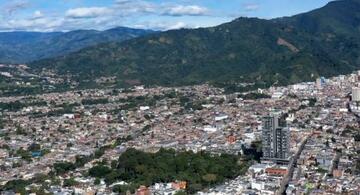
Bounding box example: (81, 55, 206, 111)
(262, 115, 290, 162)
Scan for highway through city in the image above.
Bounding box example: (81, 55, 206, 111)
(276, 135, 310, 195)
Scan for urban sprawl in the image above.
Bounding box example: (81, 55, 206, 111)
(0, 67, 359, 195)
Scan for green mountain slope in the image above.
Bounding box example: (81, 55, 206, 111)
(0, 27, 155, 63)
(30, 0, 360, 87)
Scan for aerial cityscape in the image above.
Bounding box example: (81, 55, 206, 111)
(0, 0, 359, 195)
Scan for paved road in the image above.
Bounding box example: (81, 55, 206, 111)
(276, 135, 310, 195)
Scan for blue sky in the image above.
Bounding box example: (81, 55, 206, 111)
(0, 0, 334, 32)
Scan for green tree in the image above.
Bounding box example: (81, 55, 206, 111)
(202, 174, 217, 185)
(89, 165, 112, 178)
(63, 178, 78, 187)
(174, 190, 187, 195)
(94, 178, 101, 185)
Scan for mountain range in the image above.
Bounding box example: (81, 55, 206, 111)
(0, 27, 155, 63)
(26, 0, 360, 88)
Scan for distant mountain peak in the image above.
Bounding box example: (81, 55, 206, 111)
(0, 27, 156, 63)
(23, 1, 360, 88)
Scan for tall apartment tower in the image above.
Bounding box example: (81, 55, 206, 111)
(262, 115, 290, 161)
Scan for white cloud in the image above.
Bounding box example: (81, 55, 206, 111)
(0, 0, 214, 32)
(134, 21, 194, 31)
(114, 1, 208, 17)
(65, 7, 112, 18)
(244, 4, 260, 11)
(167, 21, 188, 29)
(32, 11, 44, 19)
(113, 0, 156, 15)
(115, 0, 132, 5)
(3, 17, 64, 32)
(163, 5, 208, 16)
(3, 0, 30, 16)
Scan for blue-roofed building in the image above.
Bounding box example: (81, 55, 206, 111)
(31, 151, 42, 158)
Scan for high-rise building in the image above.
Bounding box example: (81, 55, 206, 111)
(316, 77, 326, 89)
(262, 115, 279, 158)
(352, 87, 360, 102)
(274, 127, 290, 159)
(262, 115, 290, 162)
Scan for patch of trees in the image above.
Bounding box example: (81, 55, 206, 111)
(0, 173, 52, 194)
(242, 141, 263, 162)
(55, 102, 80, 113)
(179, 96, 205, 111)
(341, 125, 360, 141)
(53, 161, 77, 175)
(53, 143, 113, 175)
(88, 148, 248, 194)
(0, 179, 29, 194)
(119, 95, 159, 110)
(0, 85, 44, 97)
(212, 82, 269, 94)
(354, 134, 360, 142)
(0, 118, 5, 129)
(16, 148, 32, 162)
(31, 103, 77, 118)
(355, 159, 360, 175)
(53, 155, 93, 174)
(81, 98, 109, 105)
(308, 98, 317, 107)
(114, 135, 133, 146)
(0, 100, 47, 112)
(238, 93, 271, 100)
(63, 177, 79, 187)
(112, 183, 139, 194)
